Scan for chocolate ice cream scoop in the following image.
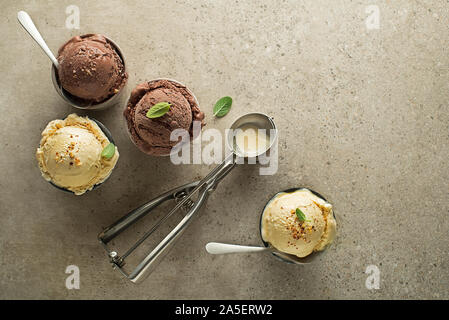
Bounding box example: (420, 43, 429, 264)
(124, 79, 205, 156)
(57, 34, 127, 103)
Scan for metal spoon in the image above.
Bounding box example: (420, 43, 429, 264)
(205, 242, 311, 264)
(17, 11, 59, 67)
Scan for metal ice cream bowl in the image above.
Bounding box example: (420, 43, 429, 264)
(51, 34, 128, 110)
(47, 118, 116, 194)
(259, 187, 336, 264)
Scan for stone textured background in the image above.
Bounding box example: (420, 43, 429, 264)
(1, 0, 448, 299)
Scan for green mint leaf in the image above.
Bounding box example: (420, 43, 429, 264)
(146, 102, 171, 119)
(295, 208, 309, 222)
(213, 96, 232, 117)
(101, 143, 115, 159)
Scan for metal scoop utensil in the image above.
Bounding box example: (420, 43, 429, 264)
(98, 112, 277, 283)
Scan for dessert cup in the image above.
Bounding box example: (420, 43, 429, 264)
(46, 118, 116, 194)
(259, 187, 336, 264)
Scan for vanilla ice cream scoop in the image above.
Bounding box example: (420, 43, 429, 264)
(261, 188, 336, 258)
(36, 114, 119, 195)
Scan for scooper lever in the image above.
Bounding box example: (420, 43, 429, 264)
(98, 153, 236, 283)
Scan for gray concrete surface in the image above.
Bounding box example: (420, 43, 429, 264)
(1, 0, 448, 299)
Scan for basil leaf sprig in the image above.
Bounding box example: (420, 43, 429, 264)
(295, 208, 311, 223)
(101, 143, 116, 159)
(146, 102, 171, 119)
(213, 96, 232, 117)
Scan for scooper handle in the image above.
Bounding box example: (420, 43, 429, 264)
(99, 153, 237, 283)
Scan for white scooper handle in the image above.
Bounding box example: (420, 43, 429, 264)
(17, 11, 59, 67)
(206, 242, 269, 255)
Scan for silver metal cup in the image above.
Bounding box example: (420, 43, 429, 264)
(259, 188, 336, 264)
(45, 118, 115, 194)
(51, 34, 127, 110)
(227, 112, 278, 158)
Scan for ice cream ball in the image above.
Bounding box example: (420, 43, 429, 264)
(261, 189, 336, 258)
(36, 114, 119, 195)
(57, 34, 127, 102)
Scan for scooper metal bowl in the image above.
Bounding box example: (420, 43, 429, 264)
(98, 113, 278, 283)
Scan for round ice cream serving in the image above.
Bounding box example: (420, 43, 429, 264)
(57, 34, 127, 103)
(261, 189, 336, 258)
(124, 79, 205, 156)
(36, 114, 119, 195)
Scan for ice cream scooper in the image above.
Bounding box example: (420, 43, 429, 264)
(98, 113, 277, 283)
(204, 241, 313, 264)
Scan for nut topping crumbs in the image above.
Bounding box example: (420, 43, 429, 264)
(287, 209, 315, 241)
